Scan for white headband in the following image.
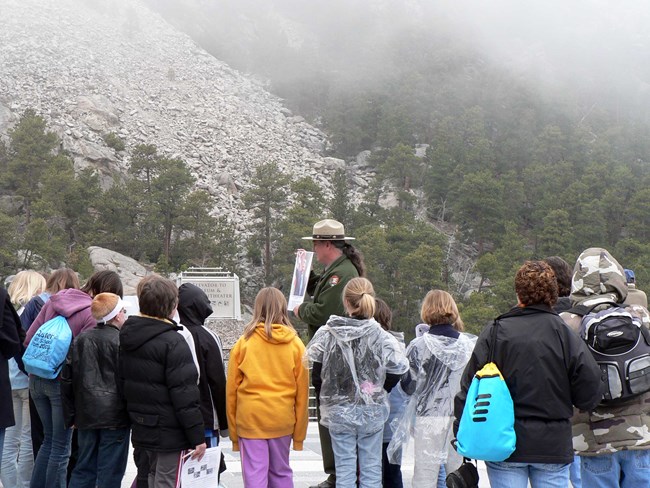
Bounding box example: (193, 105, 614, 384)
(102, 298, 124, 323)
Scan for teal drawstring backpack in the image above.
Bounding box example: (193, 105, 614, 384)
(456, 320, 516, 462)
(23, 316, 72, 379)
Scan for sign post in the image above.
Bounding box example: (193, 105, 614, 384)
(177, 268, 241, 320)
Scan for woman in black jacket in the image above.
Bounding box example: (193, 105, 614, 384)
(454, 261, 603, 488)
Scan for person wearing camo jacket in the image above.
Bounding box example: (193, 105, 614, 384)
(560, 247, 650, 488)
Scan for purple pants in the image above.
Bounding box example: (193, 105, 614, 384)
(239, 435, 293, 488)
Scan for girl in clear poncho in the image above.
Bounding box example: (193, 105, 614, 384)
(388, 290, 476, 487)
(306, 278, 409, 488)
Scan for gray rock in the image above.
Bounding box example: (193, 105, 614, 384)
(87, 246, 149, 296)
(217, 171, 238, 195)
(323, 157, 345, 170)
(378, 192, 400, 209)
(74, 95, 120, 132)
(0, 0, 331, 245)
(355, 150, 372, 167)
(351, 176, 369, 188)
(415, 144, 429, 158)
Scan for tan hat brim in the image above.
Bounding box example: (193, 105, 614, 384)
(302, 236, 355, 241)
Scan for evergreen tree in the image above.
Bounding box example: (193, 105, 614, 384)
(275, 177, 326, 290)
(242, 162, 290, 283)
(329, 169, 351, 225)
(176, 191, 239, 270)
(6, 110, 58, 223)
(150, 157, 195, 264)
(453, 170, 506, 252)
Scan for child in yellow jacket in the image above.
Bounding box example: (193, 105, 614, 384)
(227, 287, 309, 487)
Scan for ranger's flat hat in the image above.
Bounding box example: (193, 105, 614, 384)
(302, 219, 355, 241)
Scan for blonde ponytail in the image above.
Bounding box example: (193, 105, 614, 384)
(343, 277, 376, 319)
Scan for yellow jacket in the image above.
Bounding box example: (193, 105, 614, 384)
(227, 323, 309, 451)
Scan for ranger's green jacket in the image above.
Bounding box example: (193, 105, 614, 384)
(298, 255, 358, 338)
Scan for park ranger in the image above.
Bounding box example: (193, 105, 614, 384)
(293, 218, 365, 488)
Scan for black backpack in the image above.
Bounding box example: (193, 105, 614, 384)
(570, 302, 650, 404)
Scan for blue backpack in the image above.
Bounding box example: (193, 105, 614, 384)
(456, 320, 516, 462)
(23, 316, 72, 379)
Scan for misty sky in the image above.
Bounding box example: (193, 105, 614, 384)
(153, 0, 650, 108)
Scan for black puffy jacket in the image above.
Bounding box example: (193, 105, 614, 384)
(454, 304, 603, 464)
(61, 324, 128, 429)
(178, 284, 228, 433)
(119, 315, 204, 451)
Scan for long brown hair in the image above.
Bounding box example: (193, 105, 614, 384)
(46, 268, 80, 293)
(243, 287, 294, 340)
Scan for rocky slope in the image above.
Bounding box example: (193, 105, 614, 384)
(0, 0, 350, 229)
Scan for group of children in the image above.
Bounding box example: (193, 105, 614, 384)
(2, 267, 477, 488)
(233, 277, 472, 488)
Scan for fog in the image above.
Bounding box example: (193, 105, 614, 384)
(145, 0, 650, 108)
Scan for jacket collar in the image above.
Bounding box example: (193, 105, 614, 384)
(324, 254, 347, 271)
(496, 303, 557, 321)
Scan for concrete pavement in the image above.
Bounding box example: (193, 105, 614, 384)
(121, 422, 491, 487)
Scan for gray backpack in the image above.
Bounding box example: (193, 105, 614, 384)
(572, 302, 650, 404)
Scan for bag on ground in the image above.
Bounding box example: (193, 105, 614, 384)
(23, 315, 72, 379)
(446, 458, 479, 488)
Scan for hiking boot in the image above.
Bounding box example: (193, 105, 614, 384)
(309, 475, 336, 488)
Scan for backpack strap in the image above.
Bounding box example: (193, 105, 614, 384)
(566, 301, 621, 317)
(488, 319, 499, 364)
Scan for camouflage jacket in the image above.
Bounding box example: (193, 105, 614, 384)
(562, 309, 650, 455)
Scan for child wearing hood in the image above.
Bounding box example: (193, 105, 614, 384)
(227, 287, 308, 487)
(306, 278, 409, 488)
(177, 283, 228, 477)
(560, 248, 650, 487)
(388, 290, 476, 488)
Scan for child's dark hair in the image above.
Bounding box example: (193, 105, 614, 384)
(81, 270, 124, 298)
(373, 298, 392, 331)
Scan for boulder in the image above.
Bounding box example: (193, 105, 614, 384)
(87, 246, 149, 296)
(415, 144, 429, 158)
(217, 171, 239, 195)
(355, 150, 372, 167)
(323, 157, 345, 170)
(378, 191, 400, 209)
(74, 95, 120, 132)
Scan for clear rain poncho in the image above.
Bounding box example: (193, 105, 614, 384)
(387, 332, 476, 466)
(305, 315, 409, 434)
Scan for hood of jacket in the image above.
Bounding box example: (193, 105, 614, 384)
(178, 283, 213, 327)
(252, 323, 297, 344)
(325, 315, 381, 342)
(49, 288, 92, 318)
(420, 333, 476, 370)
(570, 247, 628, 307)
(119, 315, 180, 352)
(387, 330, 405, 346)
